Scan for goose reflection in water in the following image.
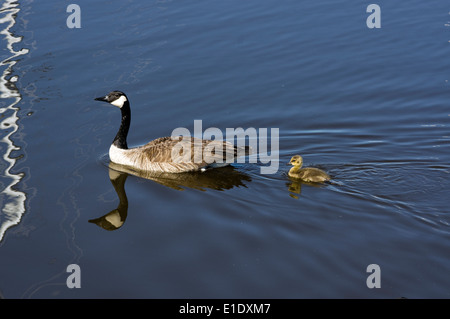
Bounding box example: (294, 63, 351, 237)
(107, 161, 251, 192)
(89, 161, 251, 231)
(89, 167, 129, 231)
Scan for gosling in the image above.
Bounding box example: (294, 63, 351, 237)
(288, 155, 330, 183)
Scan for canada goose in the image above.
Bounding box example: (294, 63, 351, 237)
(95, 91, 250, 173)
(288, 155, 330, 183)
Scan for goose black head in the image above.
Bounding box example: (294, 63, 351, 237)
(95, 91, 128, 108)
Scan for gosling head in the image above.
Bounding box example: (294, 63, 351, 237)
(288, 155, 303, 168)
(95, 91, 128, 108)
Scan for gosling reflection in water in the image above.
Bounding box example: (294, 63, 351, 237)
(90, 162, 252, 231)
(286, 179, 326, 199)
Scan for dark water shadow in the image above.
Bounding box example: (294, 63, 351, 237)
(90, 161, 252, 231)
(107, 160, 252, 191)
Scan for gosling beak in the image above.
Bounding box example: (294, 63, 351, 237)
(94, 95, 108, 102)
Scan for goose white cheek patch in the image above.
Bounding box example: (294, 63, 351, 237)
(110, 95, 127, 108)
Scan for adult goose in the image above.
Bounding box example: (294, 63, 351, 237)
(95, 91, 250, 173)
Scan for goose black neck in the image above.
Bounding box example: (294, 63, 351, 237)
(113, 101, 130, 149)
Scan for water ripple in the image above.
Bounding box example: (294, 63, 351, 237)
(0, 0, 29, 242)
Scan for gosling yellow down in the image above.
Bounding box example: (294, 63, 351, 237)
(288, 155, 330, 183)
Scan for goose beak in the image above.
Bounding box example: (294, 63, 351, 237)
(95, 96, 108, 102)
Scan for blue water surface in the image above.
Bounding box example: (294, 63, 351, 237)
(0, 0, 449, 298)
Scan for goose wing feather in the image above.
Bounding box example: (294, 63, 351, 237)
(127, 136, 250, 173)
(296, 168, 330, 182)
